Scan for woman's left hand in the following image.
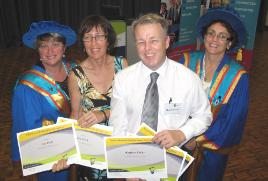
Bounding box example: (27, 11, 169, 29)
(52, 159, 69, 172)
(78, 110, 104, 128)
(184, 138, 197, 151)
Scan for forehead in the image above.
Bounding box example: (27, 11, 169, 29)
(36, 37, 63, 46)
(85, 26, 105, 34)
(134, 23, 165, 39)
(207, 22, 229, 33)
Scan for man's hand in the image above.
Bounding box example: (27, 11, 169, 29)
(152, 130, 186, 149)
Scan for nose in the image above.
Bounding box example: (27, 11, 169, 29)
(211, 34, 219, 41)
(47, 45, 54, 54)
(144, 41, 152, 51)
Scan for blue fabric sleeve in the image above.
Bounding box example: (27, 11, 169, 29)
(11, 84, 60, 161)
(204, 73, 249, 148)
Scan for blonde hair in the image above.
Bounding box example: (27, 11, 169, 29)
(131, 13, 169, 36)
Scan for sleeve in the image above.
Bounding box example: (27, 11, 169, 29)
(202, 73, 249, 148)
(11, 85, 44, 161)
(109, 73, 128, 136)
(179, 74, 213, 142)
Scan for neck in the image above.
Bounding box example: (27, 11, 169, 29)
(204, 52, 224, 69)
(87, 54, 109, 69)
(43, 62, 66, 81)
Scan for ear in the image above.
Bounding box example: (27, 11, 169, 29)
(165, 35, 170, 50)
(227, 41, 232, 50)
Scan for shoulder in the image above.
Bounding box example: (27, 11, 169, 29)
(224, 57, 248, 79)
(13, 83, 42, 100)
(167, 58, 201, 81)
(114, 61, 141, 79)
(114, 56, 128, 69)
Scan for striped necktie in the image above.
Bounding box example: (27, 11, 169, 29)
(141, 72, 159, 131)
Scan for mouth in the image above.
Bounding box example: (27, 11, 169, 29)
(90, 48, 101, 53)
(46, 55, 57, 60)
(209, 43, 219, 49)
(145, 52, 155, 57)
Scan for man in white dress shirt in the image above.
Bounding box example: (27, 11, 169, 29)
(109, 13, 212, 149)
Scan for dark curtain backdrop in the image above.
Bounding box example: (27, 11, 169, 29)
(0, 0, 160, 49)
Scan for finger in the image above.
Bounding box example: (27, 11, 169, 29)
(51, 163, 57, 172)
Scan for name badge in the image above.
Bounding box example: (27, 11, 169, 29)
(164, 103, 182, 115)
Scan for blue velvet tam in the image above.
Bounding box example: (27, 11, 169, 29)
(196, 6, 247, 51)
(23, 21, 76, 49)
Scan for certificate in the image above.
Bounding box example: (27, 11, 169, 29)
(75, 123, 113, 170)
(105, 136, 167, 179)
(57, 117, 113, 170)
(137, 123, 187, 181)
(17, 122, 79, 176)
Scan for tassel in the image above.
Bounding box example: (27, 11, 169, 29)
(236, 48, 243, 62)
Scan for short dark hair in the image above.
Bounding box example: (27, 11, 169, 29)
(79, 15, 116, 55)
(201, 19, 238, 50)
(35, 33, 66, 49)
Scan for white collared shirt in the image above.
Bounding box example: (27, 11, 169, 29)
(110, 57, 212, 144)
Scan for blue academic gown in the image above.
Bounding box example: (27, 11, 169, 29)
(179, 51, 249, 181)
(11, 61, 75, 181)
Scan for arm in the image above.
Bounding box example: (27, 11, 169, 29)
(122, 57, 129, 68)
(68, 71, 81, 119)
(11, 85, 44, 161)
(109, 73, 129, 136)
(178, 74, 212, 143)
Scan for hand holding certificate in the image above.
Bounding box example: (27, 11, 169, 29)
(17, 122, 79, 176)
(137, 123, 194, 181)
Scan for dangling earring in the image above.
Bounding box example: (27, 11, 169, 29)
(62, 54, 66, 59)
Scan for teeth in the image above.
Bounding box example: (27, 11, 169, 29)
(210, 43, 218, 48)
(145, 52, 154, 57)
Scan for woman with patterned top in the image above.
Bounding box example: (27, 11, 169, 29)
(52, 15, 128, 180)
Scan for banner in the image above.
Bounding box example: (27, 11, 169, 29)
(162, 0, 260, 70)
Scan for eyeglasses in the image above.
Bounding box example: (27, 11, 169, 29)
(83, 34, 107, 42)
(205, 30, 230, 42)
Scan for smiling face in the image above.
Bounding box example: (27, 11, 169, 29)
(37, 39, 66, 67)
(83, 26, 109, 60)
(204, 22, 232, 56)
(134, 23, 170, 70)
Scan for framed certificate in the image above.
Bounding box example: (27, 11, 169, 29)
(105, 136, 167, 179)
(17, 122, 79, 176)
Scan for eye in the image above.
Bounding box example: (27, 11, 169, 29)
(218, 33, 229, 41)
(206, 31, 215, 36)
(136, 41, 145, 46)
(52, 42, 61, 47)
(151, 39, 159, 44)
(95, 35, 106, 41)
(83, 36, 92, 42)
(39, 43, 47, 49)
